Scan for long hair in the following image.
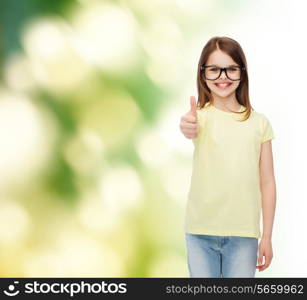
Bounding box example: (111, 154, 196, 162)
(197, 36, 252, 121)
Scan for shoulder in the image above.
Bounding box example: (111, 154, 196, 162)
(250, 109, 271, 124)
(197, 102, 211, 115)
(194, 104, 211, 128)
(251, 109, 275, 142)
(196, 103, 210, 116)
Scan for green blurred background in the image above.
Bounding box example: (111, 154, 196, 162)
(1, 0, 291, 277)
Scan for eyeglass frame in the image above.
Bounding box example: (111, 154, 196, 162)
(200, 64, 246, 81)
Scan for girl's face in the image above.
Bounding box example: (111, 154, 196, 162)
(204, 50, 241, 98)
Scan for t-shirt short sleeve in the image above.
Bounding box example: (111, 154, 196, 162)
(261, 115, 275, 143)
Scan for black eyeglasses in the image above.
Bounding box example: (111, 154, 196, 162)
(200, 64, 245, 81)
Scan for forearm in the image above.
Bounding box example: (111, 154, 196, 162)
(260, 180, 276, 240)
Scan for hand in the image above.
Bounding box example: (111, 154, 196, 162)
(256, 238, 273, 272)
(179, 96, 199, 139)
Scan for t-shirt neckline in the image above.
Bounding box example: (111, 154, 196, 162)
(209, 103, 244, 114)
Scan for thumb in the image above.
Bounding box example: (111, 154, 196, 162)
(189, 96, 197, 116)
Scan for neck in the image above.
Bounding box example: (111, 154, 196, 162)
(211, 92, 241, 110)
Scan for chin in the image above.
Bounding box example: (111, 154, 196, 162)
(212, 89, 236, 98)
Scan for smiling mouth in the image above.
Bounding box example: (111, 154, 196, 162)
(214, 82, 233, 89)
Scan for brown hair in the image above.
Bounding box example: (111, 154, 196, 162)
(196, 36, 253, 121)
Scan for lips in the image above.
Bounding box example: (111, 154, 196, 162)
(214, 82, 232, 89)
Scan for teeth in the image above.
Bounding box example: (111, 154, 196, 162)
(216, 83, 231, 86)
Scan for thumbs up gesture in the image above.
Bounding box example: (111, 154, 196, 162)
(179, 96, 199, 139)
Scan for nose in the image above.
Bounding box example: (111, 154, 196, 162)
(219, 68, 227, 79)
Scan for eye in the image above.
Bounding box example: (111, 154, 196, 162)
(209, 67, 219, 71)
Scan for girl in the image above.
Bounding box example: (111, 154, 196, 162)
(179, 36, 276, 278)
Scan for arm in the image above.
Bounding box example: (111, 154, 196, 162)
(259, 140, 276, 240)
(257, 140, 276, 271)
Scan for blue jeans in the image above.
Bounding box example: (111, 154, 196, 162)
(185, 233, 259, 278)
